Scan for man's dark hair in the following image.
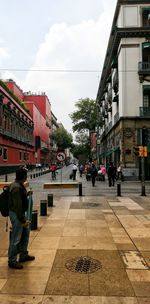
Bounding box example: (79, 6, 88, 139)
(16, 168, 27, 181)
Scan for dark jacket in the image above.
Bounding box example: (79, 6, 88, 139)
(108, 165, 116, 178)
(9, 181, 28, 223)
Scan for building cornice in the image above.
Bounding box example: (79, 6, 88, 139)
(97, 26, 150, 101)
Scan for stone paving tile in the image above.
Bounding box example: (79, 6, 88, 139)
(133, 238, 150, 251)
(1, 277, 47, 294)
(0, 295, 43, 304)
(45, 267, 89, 296)
(89, 268, 135, 296)
(120, 251, 149, 270)
(141, 251, 150, 267)
(41, 295, 138, 303)
(137, 298, 150, 304)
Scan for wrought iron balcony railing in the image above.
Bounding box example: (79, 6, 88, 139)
(138, 62, 150, 75)
(139, 106, 150, 117)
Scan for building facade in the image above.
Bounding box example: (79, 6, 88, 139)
(0, 79, 61, 173)
(0, 80, 34, 173)
(96, 0, 150, 179)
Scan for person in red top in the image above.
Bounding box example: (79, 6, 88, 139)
(51, 164, 57, 180)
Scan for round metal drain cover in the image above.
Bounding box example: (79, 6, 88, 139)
(65, 256, 102, 274)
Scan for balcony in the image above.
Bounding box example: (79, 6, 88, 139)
(138, 62, 150, 82)
(112, 70, 118, 93)
(138, 62, 150, 75)
(139, 107, 150, 117)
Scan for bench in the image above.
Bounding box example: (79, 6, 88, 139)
(43, 182, 83, 196)
(0, 181, 29, 189)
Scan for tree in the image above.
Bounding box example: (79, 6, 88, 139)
(53, 128, 73, 150)
(69, 98, 97, 132)
(72, 143, 90, 160)
(75, 130, 89, 145)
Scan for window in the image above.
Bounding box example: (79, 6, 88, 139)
(142, 8, 150, 26)
(0, 147, 2, 156)
(19, 151, 22, 161)
(3, 148, 8, 160)
(142, 43, 150, 63)
(143, 86, 150, 107)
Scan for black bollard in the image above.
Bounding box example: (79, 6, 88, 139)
(79, 182, 82, 196)
(30, 174, 32, 179)
(117, 182, 121, 196)
(31, 210, 38, 230)
(40, 200, 47, 216)
(5, 174, 8, 182)
(48, 194, 53, 207)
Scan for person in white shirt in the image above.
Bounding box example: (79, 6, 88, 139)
(72, 164, 77, 180)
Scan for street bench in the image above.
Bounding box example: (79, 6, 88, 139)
(43, 182, 83, 196)
(0, 181, 29, 189)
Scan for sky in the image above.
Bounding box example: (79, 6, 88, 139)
(0, 0, 117, 133)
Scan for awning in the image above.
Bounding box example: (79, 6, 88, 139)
(100, 146, 120, 157)
(143, 85, 150, 91)
(143, 8, 150, 12)
(143, 42, 150, 49)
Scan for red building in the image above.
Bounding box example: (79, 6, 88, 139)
(0, 79, 59, 173)
(0, 80, 34, 174)
(23, 92, 52, 164)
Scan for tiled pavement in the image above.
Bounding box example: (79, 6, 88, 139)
(0, 194, 150, 304)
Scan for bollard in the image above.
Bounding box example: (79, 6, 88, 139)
(117, 182, 121, 196)
(79, 182, 82, 196)
(31, 210, 38, 230)
(40, 200, 47, 216)
(33, 174, 35, 178)
(5, 174, 8, 182)
(30, 174, 32, 179)
(48, 194, 53, 207)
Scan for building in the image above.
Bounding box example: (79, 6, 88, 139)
(0, 80, 34, 173)
(23, 92, 52, 164)
(96, 0, 150, 179)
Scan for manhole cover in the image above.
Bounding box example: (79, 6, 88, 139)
(65, 256, 102, 274)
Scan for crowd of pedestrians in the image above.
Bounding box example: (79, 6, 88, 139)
(70, 161, 124, 187)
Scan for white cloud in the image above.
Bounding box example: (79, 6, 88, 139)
(2, 1, 116, 132)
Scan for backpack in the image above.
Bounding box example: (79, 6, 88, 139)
(0, 186, 10, 217)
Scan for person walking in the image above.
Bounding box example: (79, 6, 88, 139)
(8, 167, 35, 269)
(107, 162, 117, 187)
(79, 164, 84, 177)
(72, 163, 78, 180)
(90, 163, 98, 187)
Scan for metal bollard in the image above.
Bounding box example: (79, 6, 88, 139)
(40, 200, 47, 216)
(79, 182, 82, 196)
(117, 182, 121, 196)
(31, 210, 38, 230)
(5, 174, 8, 182)
(30, 174, 32, 179)
(48, 194, 53, 207)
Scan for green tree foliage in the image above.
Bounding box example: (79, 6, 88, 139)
(53, 127, 73, 150)
(72, 143, 90, 160)
(70, 98, 97, 132)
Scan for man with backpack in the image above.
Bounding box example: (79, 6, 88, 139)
(8, 168, 35, 269)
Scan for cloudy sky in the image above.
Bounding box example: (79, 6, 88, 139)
(0, 0, 117, 132)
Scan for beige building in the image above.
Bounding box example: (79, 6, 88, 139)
(96, 0, 150, 179)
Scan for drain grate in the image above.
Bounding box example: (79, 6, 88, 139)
(65, 256, 102, 274)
